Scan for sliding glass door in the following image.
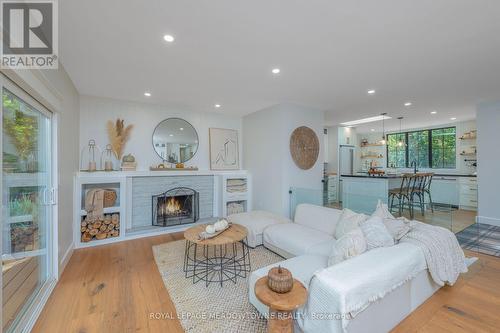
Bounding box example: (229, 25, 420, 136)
(1, 78, 55, 332)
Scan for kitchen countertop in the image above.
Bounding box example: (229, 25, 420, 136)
(341, 174, 401, 179)
(341, 173, 477, 178)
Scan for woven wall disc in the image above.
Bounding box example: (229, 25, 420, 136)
(289, 126, 319, 170)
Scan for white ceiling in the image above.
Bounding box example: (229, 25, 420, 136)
(60, 1, 500, 130)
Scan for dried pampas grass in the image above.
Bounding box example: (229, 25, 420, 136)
(107, 119, 133, 160)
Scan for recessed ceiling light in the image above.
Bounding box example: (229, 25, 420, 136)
(431, 111, 437, 114)
(371, 129, 375, 132)
(340, 115, 392, 127)
(450, 117, 457, 120)
(169, 134, 174, 137)
(163, 34, 175, 42)
(214, 104, 221, 108)
(271, 68, 280, 74)
(144, 92, 151, 97)
(179, 127, 184, 131)
(404, 102, 412, 107)
(367, 89, 376, 95)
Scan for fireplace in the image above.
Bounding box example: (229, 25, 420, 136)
(152, 187, 199, 227)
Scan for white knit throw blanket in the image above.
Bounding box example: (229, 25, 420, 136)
(400, 220, 468, 286)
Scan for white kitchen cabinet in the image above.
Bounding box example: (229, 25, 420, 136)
(458, 177, 478, 211)
(430, 177, 459, 206)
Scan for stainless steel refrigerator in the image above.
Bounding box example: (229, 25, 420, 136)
(339, 145, 355, 175)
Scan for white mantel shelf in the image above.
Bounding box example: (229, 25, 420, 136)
(76, 169, 248, 178)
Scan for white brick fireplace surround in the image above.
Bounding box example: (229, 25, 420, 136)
(131, 175, 214, 228)
(74, 170, 251, 248)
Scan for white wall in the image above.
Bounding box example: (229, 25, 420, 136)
(79, 96, 242, 170)
(3, 66, 80, 274)
(476, 102, 500, 226)
(243, 104, 325, 217)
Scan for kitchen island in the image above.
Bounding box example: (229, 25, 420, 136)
(341, 174, 402, 214)
(341, 173, 477, 214)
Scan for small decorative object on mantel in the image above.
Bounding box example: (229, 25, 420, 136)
(121, 154, 137, 171)
(107, 118, 133, 161)
(289, 126, 320, 170)
(198, 219, 231, 240)
(80, 139, 102, 172)
(149, 163, 198, 171)
(267, 265, 293, 293)
(101, 144, 116, 171)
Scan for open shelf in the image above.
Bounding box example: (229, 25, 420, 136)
(361, 156, 383, 159)
(219, 173, 252, 217)
(360, 143, 385, 147)
(80, 206, 120, 216)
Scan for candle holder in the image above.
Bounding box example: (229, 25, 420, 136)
(101, 144, 117, 171)
(80, 140, 102, 172)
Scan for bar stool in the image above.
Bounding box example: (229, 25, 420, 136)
(422, 173, 434, 212)
(389, 174, 415, 218)
(410, 173, 426, 216)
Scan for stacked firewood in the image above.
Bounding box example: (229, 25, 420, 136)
(11, 225, 38, 252)
(81, 213, 119, 242)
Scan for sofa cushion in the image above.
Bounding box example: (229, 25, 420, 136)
(248, 254, 329, 316)
(328, 228, 367, 266)
(227, 210, 291, 247)
(294, 204, 342, 236)
(305, 239, 337, 257)
(334, 209, 368, 239)
(360, 216, 394, 250)
(263, 223, 334, 258)
(371, 199, 395, 219)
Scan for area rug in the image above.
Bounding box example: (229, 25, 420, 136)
(456, 223, 500, 257)
(153, 240, 282, 333)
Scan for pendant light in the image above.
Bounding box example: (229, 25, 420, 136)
(397, 116, 405, 147)
(380, 113, 387, 145)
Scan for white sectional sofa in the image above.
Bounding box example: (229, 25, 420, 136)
(247, 204, 441, 333)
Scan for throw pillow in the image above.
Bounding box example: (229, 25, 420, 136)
(328, 228, 367, 266)
(334, 209, 368, 239)
(371, 199, 395, 219)
(383, 217, 412, 241)
(359, 216, 394, 250)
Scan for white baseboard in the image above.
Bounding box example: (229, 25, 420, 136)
(58, 242, 74, 277)
(476, 215, 500, 227)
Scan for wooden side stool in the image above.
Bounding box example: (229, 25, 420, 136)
(254, 276, 307, 333)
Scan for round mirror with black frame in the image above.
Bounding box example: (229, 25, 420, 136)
(152, 118, 199, 164)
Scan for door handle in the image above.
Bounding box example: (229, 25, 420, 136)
(50, 188, 57, 205)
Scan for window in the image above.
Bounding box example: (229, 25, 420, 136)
(387, 127, 456, 169)
(431, 127, 456, 169)
(408, 130, 430, 168)
(387, 133, 407, 168)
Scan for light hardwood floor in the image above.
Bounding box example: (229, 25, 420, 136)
(33, 234, 499, 333)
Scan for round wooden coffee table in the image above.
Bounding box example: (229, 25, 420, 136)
(255, 277, 307, 333)
(183, 223, 251, 287)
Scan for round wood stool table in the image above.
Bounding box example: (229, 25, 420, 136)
(254, 276, 307, 333)
(183, 223, 251, 287)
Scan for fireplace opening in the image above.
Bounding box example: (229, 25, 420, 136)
(152, 187, 199, 227)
